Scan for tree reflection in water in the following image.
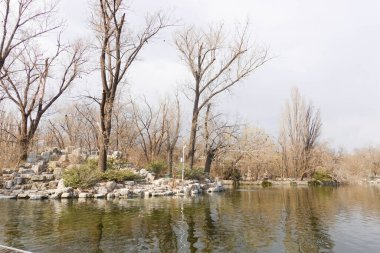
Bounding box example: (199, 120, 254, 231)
(1, 186, 380, 252)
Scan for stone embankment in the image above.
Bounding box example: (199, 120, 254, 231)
(0, 147, 225, 200)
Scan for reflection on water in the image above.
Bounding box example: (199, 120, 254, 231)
(1, 186, 380, 252)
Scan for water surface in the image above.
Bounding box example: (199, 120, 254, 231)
(1, 186, 380, 252)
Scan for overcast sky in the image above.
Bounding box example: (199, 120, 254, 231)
(58, 0, 380, 152)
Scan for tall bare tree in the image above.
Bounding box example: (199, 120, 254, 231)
(175, 23, 268, 169)
(131, 98, 168, 163)
(165, 94, 181, 176)
(0, 42, 86, 161)
(279, 88, 322, 179)
(202, 103, 239, 174)
(91, 0, 169, 172)
(0, 0, 60, 76)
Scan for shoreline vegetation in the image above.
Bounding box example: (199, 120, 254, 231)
(1, 146, 379, 201)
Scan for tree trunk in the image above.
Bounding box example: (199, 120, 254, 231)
(18, 115, 29, 161)
(204, 151, 214, 174)
(167, 147, 174, 177)
(19, 138, 29, 161)
(98, 144, 107, 173)
(188, 109, 199, 170)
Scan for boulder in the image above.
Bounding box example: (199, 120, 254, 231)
(57, 179, 66, 190)
(79, 192, 93, 198)
(106, 193, 115, 199)
(61, 192, 73, 198)
(96, 186, 108, 195)
(106, 181, 117, 192)
(17, 193, 29, 199)
(31, 175, 46, 182)
(29, 194, 48, 200)
(94, 193, 106, 198)
(125, 181, 135, 186)
(19, 168, 35, 174)
(5, 180, 13, 189)
(146, 173, 155, 183)
(53, 167, 64, 180)
(32, 164, 44, 175)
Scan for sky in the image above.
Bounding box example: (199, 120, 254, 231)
(57, 0, 380, 152)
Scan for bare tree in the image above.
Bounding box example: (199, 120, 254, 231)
(175, 23, 269, 169)
(0, 0, 60, 76)
(165, 94, 181, 176)
(279, 88, 322, 179)
(91, 0, 169, 172)
(131, 98, 167, 163)
(0, 41, 86, 161)
(202, 103, 239, 174)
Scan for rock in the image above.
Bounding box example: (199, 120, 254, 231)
(31, 175, 46, 182)
(146, 173, 155, 182)
(26, 152, 38, 164)
(20, 174, 33, 179)
(106, 193, 115, 199)
(139, 169, 148, 176)
(68, 154, 82, 164)
(53, 167, 64, 179)
(106, 181, 117, 192)
(19, 168, 35, 174)
(29, 194, 48, 200)
(23, 163, 32, 168)
(125, 181, 135, 186)
(48, 181, 58, 189)
(41, 151, 51, 162)
(43, 173, 55, 181)
(61, 192, 73, 198)
(48, 161, 58, 169)
(0, 195, 17, 199)
(32, 164, 44, 175)
(96, 186, 108, 195)
(94, 193, 106, 198)
(2, 168, 14, 174)
(144, 191, 152, 198)
(50, 193, 62, 199)
(58, 154, 68, 164)
(5, 180, 13, 189)
(14, 177, 23, 185)
(57, 179, 66, 190)
(119, 188, 131, 196)
(17, 193, 29, 199)
(79, 192, 93, 198)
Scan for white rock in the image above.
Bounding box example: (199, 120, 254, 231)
(79, 192, 93, 198)
(61, 192, 73, 198)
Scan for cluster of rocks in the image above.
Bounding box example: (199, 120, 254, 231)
(0, 177, 225, 200)
(0, 147, 225, 200)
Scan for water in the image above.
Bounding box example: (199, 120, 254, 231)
(1, 186, 380, 253)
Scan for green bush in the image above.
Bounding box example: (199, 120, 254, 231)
(102, 169, 141, 182)
(184, 167, 206, 181)
(63, 163, 101, 188)
(63, 159, 141, 188)
(261, 180, 273, 187)
(313, 171, 333, 182)
(147, 161, 166, 176)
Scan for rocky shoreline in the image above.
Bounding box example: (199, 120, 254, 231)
(0, 176, 226, 200)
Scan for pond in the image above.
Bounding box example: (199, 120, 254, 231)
(1, 185, 380, 252)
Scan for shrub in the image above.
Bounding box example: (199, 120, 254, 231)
(63, 163, 101, 188)
(147, 161, 166, 176)
(261, 180, 273, 187)
(102, 169, 141, 182)
(184, 167, 206, 181)
(313, 171, 333, 182)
